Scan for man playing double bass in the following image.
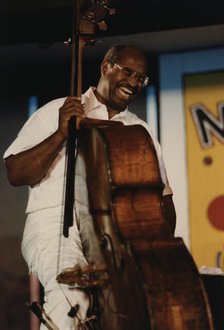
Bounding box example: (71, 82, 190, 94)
(4, 45, 175, 329)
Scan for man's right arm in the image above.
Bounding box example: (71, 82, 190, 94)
(5, 130, 66, 187)
(5, 96, 85, 187)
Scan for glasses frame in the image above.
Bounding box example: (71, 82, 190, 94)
(111, 61, 149, 88)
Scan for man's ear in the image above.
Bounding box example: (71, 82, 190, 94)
(101, 60, 110, 76)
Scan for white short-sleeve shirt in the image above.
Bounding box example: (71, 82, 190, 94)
(3, 87, 172, 214)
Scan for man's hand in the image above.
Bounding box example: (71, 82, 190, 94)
(58, 96, 85, 138)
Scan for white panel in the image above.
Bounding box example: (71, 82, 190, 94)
(146, 85, 158, 139)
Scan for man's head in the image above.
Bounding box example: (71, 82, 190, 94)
(95, 45, 149, 114)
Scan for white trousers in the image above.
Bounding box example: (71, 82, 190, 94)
(22, 206, 90, 329)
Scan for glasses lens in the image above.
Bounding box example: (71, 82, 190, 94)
(113, 62, 149, 87)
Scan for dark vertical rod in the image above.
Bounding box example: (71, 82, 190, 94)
(63, 0, 80, 237)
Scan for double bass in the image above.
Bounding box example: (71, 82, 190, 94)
(77, 123, 213, 329)
(57, 1, 215, 329)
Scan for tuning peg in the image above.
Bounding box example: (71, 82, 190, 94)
(64, 37, 72, 47)
(109, 8, 116, 16)
(98, 21, 107, 31)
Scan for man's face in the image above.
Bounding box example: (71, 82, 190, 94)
(99, 47, 148, 112)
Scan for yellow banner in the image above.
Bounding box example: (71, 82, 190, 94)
(184, 71, 224, 269)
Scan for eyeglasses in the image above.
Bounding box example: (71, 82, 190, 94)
(112, 61, 149, 88)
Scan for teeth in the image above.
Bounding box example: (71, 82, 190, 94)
(120, 87, 132, 95)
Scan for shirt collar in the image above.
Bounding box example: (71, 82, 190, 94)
(82, 87, 128, 120)
(82, 87, 101, 111)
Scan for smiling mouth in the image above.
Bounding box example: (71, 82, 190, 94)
(119, 86, 134, 98)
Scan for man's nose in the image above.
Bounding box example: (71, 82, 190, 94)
(127, 73, 139, 86)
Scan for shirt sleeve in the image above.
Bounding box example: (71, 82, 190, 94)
(3, 98, 63, 160)
(3, 113, 49, 159)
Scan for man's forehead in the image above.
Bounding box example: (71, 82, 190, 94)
(118, 48, 148, 70)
